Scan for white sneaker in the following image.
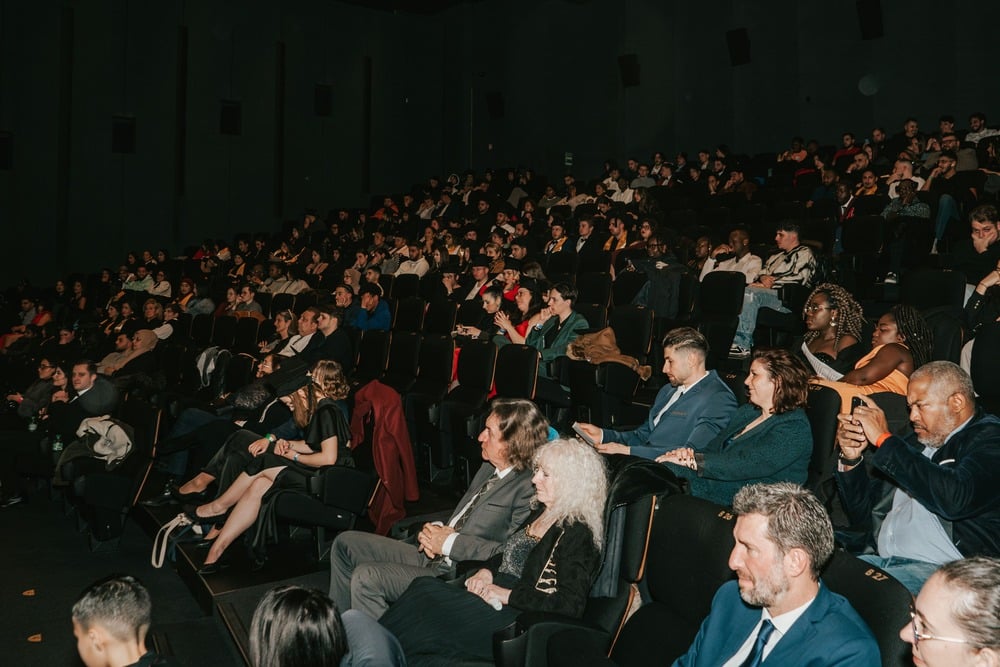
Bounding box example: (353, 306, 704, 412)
(729, 344, 751, 359)
(884, 272, 898, 284)
(930, 239, 939, 255)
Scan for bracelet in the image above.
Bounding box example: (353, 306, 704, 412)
(293, 453, 300, 462)
(874, 432, 892, 448)
(266, 433, 276, 443)
(838, 451, 864, 467)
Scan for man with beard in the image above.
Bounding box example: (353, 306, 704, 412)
(836, 361, 1000, 593)
(674, 483, 879, 667)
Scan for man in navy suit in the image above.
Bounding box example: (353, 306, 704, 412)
(576, 327, 737, 460)
(675, 482, 879, 667)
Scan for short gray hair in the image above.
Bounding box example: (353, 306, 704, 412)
(732, 483, 833, 579)
(72, 575, 152, 642)
(932, 557, 1000, 649)
(911, 361, 975, 404)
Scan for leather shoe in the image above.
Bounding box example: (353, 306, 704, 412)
(196, 558, 230, 576)
(170, 484, 208, 504)
(183, 504, 229, 526)
(141, 488, 177, 507)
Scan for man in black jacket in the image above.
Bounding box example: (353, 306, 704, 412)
(835, 361, 1000, 593)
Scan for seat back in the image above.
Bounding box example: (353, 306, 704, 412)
(494, 344, 539, 399)
(381, 330, 421, 394)
(390, 273, 420, 299)
(612, 271, 648, 308)
(457, 299, 483, 326)
(577, 272, 613, 308)
(971, 321, 1000, 402)
(900, 268, 966, 319)
(190, 314, 214, 348)
(354, 330, 391, 384)
(269, 292, 295, 317)
(452, 339, 497, 403)
(610, 495, 736, 665)
(574, 303, 608, 331)
(232, 316, 260, 354)
(608, 305, 653, 361)
(697, 270, 746, 367)
(821, 551, 912, 667)
(393, 296, 427, 332)
(225, 353, 258, 394)
(117, 397, 163, 506)
(211, 315, 238, 349)
(921, 306, 964, 364)
(805, 384, 841, 512)
(423, 299, 458, 335)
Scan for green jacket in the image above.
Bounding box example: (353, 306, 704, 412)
(525, 310, 589, 378)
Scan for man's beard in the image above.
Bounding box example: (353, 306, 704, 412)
(737, 560, 790, 608)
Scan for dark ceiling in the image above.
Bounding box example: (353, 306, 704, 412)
(338, 0, 483, 15)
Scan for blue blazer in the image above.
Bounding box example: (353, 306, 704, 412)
(602, 370, 737, 460)
(673, 581, 879, 667)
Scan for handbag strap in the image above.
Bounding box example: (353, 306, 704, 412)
(151, 513, 193, 568)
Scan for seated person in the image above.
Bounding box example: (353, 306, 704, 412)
(699, 227, 762, 285)
(525, 282, 590, 416)
(658, 349, 813, 506)
(672, 482, 879, 666)
(731, 221, 816, 358)
(492, 279, 545, 345)
(815, 304, 932, 413)
(799, 283, 866, 379)
(250, 585, 404, 667)
(576, 328, 737, 460)
(903, 557, 1000, 667)
(349, 283, 390, 332)
(189, 361, 352, 574)
(456, 286, 505, 340)
(104, 329, 159, 379)
(380, 438, 608, 666)
(72, 575, 170, 667)
(329, 398, 546, 619)
(5, 357, 58, 419)
(836, 361, 1000, 593)
(96, 333, 132, 375)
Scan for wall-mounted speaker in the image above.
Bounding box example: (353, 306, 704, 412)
(111, 116, 136, 154)
(315, 84, 333, 117)
(0, 132, 11, 170)
(485, 92, 505, 119)
(726, 28, 751, 66)
(220, 100, 242, 135)
(856, 0, 884, 40)
(618, 54, 640, 87)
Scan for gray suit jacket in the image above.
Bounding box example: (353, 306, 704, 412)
(446, 462, 535, 562)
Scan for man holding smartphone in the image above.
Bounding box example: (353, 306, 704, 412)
(835, 361, 1000, 593)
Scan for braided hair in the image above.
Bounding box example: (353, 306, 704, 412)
(802, 283, 865, 350)
(889, 304, 934, 369)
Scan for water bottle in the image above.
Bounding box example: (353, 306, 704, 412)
(51, 434, 64, 465)
(27, 417, 37, 433)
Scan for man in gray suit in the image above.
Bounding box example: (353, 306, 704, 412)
(576, 328, 737, 460)
(329, 398, 548, 619)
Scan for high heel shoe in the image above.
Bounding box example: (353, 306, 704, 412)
(196, 555, 230, 576)
(183, 504, 229, 526)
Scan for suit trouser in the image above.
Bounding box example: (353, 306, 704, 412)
(329, 530, 450, 619)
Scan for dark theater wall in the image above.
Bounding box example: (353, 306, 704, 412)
(0, 0, 446, 286)
(1, 0, 998, 286)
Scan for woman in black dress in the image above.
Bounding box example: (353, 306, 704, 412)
(380, 438, 608, 666)
(190, 360, 352, 573)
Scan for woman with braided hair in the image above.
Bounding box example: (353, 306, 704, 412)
(815, 303, 933, 412)
(800, 283, 867, 379)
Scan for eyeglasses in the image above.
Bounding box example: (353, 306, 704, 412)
(909, 603, 974, 647)
(803, 304, 830, 314)
(38, 364, 54, 369)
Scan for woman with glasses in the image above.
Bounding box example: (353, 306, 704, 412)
(903, 557, 1000, 666)
(6, 358, 59, 419)
(814, 303, 933, 413)
(800, 283, 866, 380)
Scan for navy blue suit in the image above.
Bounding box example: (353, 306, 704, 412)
(601, 370, 737, 460)
(673, 581, 879, 667)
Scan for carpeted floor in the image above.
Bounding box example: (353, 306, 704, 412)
(0, 490, 243, 667)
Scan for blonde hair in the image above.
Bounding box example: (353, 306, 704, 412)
(534, 439, 608, 549)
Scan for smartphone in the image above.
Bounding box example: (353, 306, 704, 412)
(572, 422, 597, 447)
(850, 396, 864, 414)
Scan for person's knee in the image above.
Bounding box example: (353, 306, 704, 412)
(248, 477, 272, 496)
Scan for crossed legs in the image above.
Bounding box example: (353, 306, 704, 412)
(196, 466, 284, 566)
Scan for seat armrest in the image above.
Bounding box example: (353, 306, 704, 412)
(493, 614, 610, 667)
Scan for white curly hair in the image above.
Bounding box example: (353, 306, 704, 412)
(533, 438, 608, 549)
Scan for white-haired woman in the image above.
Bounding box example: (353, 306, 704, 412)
(381, 438, 608, 666)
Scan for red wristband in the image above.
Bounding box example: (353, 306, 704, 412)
(874, 432, 892, 448)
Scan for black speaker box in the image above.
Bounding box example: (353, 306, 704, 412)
(220, 100, 242, 135)
(726, 28, 751, 66)
(618, 54, 640, 87)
